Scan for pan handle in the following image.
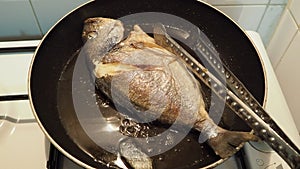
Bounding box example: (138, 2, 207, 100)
(153, 24, 300, 169)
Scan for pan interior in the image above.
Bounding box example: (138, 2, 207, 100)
(56, 22, 259, 169)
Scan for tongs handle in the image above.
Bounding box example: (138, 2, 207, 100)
(191, 29, 298, 151)
(153, 24, 300, 169)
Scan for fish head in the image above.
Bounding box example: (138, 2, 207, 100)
(82, 17, 124, 43)
(82, 17, 125, 65)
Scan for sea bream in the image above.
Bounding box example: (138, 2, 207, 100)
(81, 17, 259, 160)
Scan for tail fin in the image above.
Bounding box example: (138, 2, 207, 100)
(207, 127, 259, 158)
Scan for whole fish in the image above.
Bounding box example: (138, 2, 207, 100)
(81, 17, 258, 161)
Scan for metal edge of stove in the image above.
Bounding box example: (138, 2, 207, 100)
(0, 115, 36, 123)
(0, 40, 40, 49)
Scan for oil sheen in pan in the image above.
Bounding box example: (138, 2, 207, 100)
(56, 42, 248, 169)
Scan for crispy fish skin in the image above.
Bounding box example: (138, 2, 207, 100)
(82, 17, 258, 160)
(95, 25, 202, 126)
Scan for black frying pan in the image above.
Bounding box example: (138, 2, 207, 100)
(29, 0, 265, 168)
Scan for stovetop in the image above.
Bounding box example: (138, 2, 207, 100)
(0, 32, 299, 169)
(0, 42, 48, 169)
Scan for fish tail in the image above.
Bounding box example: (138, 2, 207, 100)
(195, 119, 259, 159)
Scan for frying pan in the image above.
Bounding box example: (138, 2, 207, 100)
(28, 0, 266, 168)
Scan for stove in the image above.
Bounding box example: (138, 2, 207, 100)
(0, 31, 298, 169)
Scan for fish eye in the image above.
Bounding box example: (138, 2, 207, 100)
(87, 31, 98, 39)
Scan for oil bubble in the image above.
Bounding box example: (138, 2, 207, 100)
(158, 156, 164, 161)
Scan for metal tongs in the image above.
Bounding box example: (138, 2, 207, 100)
(153, 24, 300, 169)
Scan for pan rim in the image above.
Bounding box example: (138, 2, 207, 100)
(27, 0, 267, 168)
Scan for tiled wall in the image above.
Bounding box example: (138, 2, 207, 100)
(204, 0, 287, 45)
(0, 0, 90, 40)
(0, 0, 42, 40)
(267, 0, 300, 132)
(0, 0, 287, 45)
